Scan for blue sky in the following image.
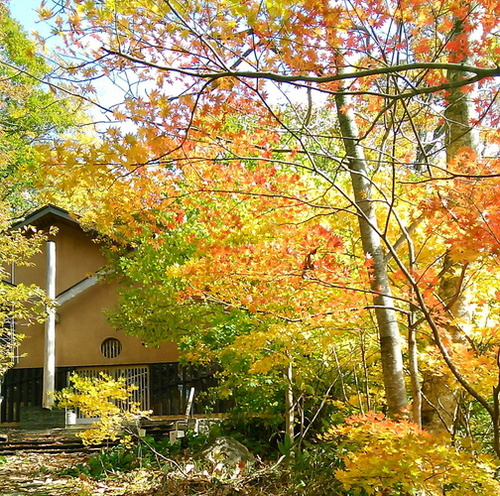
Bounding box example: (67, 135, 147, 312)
(6, 0, 120, 121)
(6, 0, 304, 118)
(9, 0, 48, 35)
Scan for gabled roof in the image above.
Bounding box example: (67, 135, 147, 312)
(7, 205, 107, 299)
(11, 204, 81, 231)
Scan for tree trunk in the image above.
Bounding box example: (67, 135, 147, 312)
(335, 93, 408, 417)
(422, 23, 477, 433)
(285, 361, 295, 445)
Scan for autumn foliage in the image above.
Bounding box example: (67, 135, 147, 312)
(56, 372, 149, 445)
(329, 412, 500, 495)
(18, 0, 500, 491)
(0, 0, 79, 373)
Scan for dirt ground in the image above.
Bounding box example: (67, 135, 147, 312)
(0, 452, 160, 496)
(0, 451, 286, 496)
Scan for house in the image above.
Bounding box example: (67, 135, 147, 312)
(0, 205, 219, 428)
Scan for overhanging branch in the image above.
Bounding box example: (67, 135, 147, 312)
(100, 48, 500, 98)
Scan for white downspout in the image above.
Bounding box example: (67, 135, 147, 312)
(42, 240, 56, 409)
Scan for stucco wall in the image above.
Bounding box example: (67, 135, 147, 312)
(12, 219, 179, 369)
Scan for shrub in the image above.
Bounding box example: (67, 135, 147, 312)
(324, 412, 500, 496)
(55, 372, 150, 445)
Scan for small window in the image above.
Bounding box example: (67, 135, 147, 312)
(101, 338, 122, 358)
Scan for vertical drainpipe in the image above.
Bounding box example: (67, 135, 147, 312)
(42, 240, 56, 409)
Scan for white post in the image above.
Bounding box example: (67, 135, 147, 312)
(43, 240, 56, 409)
(185, 387, 195, 418)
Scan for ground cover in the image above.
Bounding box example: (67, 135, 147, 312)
(0, 453, 160, 496)
(0, 451, 284, 496)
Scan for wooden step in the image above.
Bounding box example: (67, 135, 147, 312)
(0, 429, 107, 454)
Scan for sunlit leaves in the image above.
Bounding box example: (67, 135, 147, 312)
(56, 372, 150, 445)
(0, 2, 84, 374)
(36, 0, 500, 465)
(328, 412, 500, 495)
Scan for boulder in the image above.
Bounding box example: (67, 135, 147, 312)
(201, 436, 255, 468)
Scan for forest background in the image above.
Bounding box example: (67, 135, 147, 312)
(4, 0, 500, 494)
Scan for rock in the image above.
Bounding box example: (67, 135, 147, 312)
(200, 436, 255, 468)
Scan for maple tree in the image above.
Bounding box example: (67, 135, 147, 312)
(35, 0, 500, 488)
(328, 412, 500, 495)
(56, 372, 149, 445)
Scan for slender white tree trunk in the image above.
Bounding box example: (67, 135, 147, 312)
(335, 93, 408, 417)
(285, 361, 295, 444)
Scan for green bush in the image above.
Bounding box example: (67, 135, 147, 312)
(61, 444, 144, 479)
(61, 429, 211, 479)
(285, 440, 364, 496)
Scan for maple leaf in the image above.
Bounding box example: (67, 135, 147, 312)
(33, 0, 500, 462)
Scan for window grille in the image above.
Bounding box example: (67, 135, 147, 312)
(70, 366, 150, 423)
(100, 337, 122, 358)
(0, 318, 17, 366)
